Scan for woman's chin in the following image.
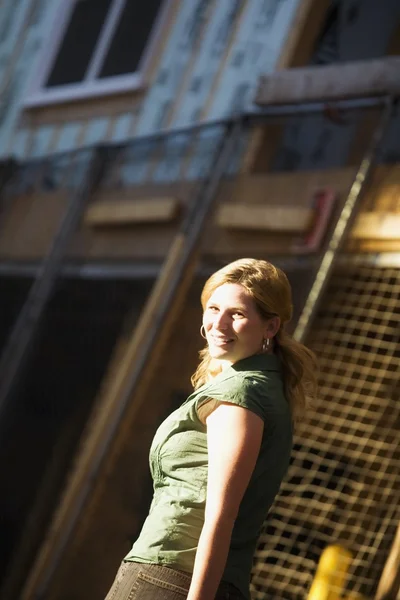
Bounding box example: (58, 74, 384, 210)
(209, 346, 232, 359)
(209, 345, 258, 364)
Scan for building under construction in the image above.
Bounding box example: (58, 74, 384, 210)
(0, 1, 399, 599)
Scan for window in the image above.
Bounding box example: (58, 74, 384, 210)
(24, 0, 166, 107)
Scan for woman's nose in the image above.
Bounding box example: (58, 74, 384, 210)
(213, 312, 229, 330)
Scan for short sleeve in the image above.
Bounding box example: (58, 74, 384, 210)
(196, 373, 270, 423)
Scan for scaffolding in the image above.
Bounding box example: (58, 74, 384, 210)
(0, 58, 399, 599)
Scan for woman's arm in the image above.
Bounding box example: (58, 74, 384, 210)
(187, 402, 264, 600)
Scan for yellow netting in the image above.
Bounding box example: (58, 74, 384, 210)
(251, 260, 400, 599)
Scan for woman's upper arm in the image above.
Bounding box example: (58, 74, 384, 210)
(204, 402, 264, 524)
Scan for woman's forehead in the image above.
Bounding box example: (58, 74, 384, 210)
(207, 283, 252, 305)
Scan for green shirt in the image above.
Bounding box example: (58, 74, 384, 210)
(125, 353, 293, 599)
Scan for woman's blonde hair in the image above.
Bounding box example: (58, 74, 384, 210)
(191, 258, 318, 421)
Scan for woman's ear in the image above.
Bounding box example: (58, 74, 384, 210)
(265, 316, 280, 338)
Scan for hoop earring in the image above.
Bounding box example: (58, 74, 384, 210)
(200, 325, 207, 339)
(262, 338, 270, 352)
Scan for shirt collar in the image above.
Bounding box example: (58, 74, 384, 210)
(227, 352, 281, 374)
(188, 353, 281, 402)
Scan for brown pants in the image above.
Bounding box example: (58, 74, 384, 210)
(105, 562, 246, 600)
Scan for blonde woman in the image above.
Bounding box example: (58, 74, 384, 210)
(106, 258, 318, 600)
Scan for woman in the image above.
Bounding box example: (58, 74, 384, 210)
(105, 258, 318, 600)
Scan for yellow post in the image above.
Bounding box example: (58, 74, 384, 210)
(307, 545, 353, 600)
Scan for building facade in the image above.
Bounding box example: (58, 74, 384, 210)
(0, 1, 399, 599)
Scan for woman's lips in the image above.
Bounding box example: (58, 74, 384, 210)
(210, 336, 234, 346)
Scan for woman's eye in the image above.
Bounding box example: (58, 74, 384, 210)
(208, 306, 218, 312)
(233, 312, 244, 318)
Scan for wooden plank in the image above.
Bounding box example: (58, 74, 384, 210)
(19, 91, 143, 128)
(231, 168, 355, 207)
(375, 523, 400, 600)
(295, 188, 336, 253)
(84, 198, 180, 226)
(351, 212, 400, 240)
(255, 57, 400, 106)
(346, 239, 400, 253)
(204, 168, 354, 258)
(88, 169, 355, 215)
(354, 164, 400, 213)
(0, 192, 68, 260)
(216, 203, 314, 232)
(0, 168, 356, 261)
(346, 165, 400, 252)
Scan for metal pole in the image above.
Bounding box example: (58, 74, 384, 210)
(0, 147, 107, 419)
(24, 96, 389, 165)
(293, 96, 395, 343)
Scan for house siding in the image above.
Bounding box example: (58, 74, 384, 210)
(0, 0, 303, 161)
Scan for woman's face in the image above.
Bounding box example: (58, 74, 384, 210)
(203, 282, 270, 366)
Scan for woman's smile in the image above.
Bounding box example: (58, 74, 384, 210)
(210, 336, 235, 347)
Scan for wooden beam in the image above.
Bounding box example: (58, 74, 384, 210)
(255, 57, 400, 105)
(216, 203, 314, 232)
(20, 91, 143, 128)
(351, 212, 400, 240)
(0, 168, 357, 261)
(84, 197, 180, 226)
(231, 169, 354, 206)
(375, 523, 400, 600)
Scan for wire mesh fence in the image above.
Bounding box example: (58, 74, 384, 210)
(0, 121, 231, 205)
(252, 260, 400, 599)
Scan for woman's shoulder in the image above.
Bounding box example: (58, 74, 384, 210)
(208, 368, 285, 408)
(221, 365, 281, 391)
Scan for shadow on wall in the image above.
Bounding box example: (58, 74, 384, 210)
(0, 276, 153, 588)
